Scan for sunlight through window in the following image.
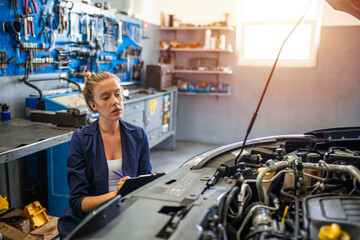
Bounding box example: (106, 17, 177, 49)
(238, 0, 322, 67)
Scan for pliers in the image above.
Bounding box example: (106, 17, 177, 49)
(39, 8, 50, 27)
(39, 25, 50, 44)
(27, 7, 35, 37)
(12, 0, 18, 11)
(24, 0, 37, 15)
(49, 12, 57, 30)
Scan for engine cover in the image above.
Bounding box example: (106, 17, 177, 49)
(303, 195, 360, 240)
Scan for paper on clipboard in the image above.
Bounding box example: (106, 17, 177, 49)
(117, 173, 165, 197)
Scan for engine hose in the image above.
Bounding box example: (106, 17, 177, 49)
(236, 203, 278, 240)
(293, 160, 298, 197)
(223, 186, 240, 227)
(229, 183, 252, 221)
(311, 185, 321, 195)
(259, 231, 268, 240)
(267, 170, 285, 206)
(256, 161, 290, 202)
(305, 163, 360, 183)
(257, 161, 360, 202)
(245, 229, 272, 240)
(280, 188, 299, 240)
(324, 183, 344, 191)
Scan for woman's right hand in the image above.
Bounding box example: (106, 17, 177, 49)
(116, 176, 130, 193)
(83, 176, 131, 213)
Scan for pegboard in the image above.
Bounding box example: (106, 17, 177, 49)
(0, 0, 144, 85)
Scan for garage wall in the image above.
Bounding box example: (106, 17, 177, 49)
(176, 26, 360, 144)
(121, 0, 360, 27)
(128, 1, 360, 145)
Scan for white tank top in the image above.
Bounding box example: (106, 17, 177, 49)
(107, 158, 123, 192)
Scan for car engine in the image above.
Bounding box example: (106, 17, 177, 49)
(194, 128, 360, 240)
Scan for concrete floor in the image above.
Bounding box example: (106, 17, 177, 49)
(150, 140, 219, 174)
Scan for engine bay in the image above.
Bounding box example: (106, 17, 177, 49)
(196, 129, 360, 240)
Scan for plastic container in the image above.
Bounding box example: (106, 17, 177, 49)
(209, 83, 220, 92)
(196, 84, 210, 93)
(1, 104, 11, 122)
(219, 34, 226, 50)
(219, 84, 231, 93)
(204, 29, 211, 49)
(187, 83, 197, 92)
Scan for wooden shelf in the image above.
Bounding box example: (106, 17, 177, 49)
(160, 26, 234, 31)
(159, 48, 233, 53)
(178, 92, 230, 96)
(174, 69, 232, 74)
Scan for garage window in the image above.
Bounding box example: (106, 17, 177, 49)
(237, 0, 323, 67)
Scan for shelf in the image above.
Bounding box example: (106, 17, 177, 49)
(159, 48, 233, 53)
(175, 69, 232, 74)
(178, 92, 230, 96)
(119, 56, 140, 59)
(149, 130, 176, 149)
(160, 26, 234, 31)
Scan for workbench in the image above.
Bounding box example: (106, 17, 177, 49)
(0, 119, 74, 165)
(0, 119, 74, 209)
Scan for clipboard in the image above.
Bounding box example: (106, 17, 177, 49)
(118, 173, 165, 197)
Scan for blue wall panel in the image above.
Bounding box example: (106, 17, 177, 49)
(0, 0, 143, 85)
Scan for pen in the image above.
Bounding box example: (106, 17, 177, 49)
(112, 170, 125, 178)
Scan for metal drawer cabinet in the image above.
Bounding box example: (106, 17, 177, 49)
(125, 111, 144, 129)
(124, 101, 145, 116)
(146, 127, 160, 142)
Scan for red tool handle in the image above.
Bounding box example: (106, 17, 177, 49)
(31, 0, 37, 13)
(27, 21, 30, 35)
(30, 21, 34, 36)
(24, 0, 28, 14)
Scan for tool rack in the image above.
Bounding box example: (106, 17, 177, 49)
(0, 0, 144, 86)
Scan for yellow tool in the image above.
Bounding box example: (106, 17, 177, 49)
(318, 223, 351, 240)
(20, 201, 49, 228)
(0, 194, 9, 211)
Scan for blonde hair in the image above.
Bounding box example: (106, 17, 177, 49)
(83, 71, 122, 112)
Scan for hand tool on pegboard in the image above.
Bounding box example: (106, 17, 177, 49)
(24, 0, 37, 15)
(4, 21, 22, 43)
(49, 12, 57, 30)
(38, 8, 51, 47)
(27, 7, 35, 37)
(10, 0, 19, 15)
(39, 25, 50, 46)
(57, 6, 68, 34)
(39, 8, 50, 27)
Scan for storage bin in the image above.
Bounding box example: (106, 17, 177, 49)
(219, 84, 231, 93)
(209, 83, 219, 92)
(187, 83, 197, 92)
(196, 84, 210, 93)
